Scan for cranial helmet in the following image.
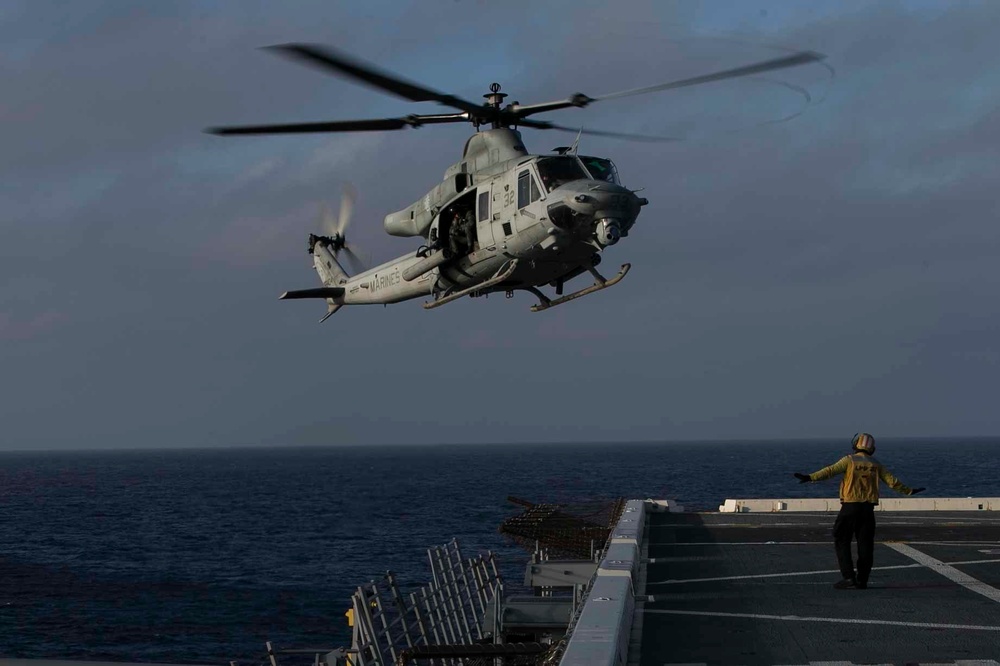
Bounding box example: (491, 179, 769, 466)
(852, 432, 876, 454)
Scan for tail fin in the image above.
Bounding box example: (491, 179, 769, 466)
(319, 303, 342, 323)
(311, 244, 348, 323)
(279, 238, 350, 323)
(313, 242, 350, 286)
(279, 286, 345, 323)
(279, 287, 345, 300)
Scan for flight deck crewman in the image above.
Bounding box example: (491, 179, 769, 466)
(793, 433, 925, 590)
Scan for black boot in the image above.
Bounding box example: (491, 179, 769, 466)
(833, 577, 857, 589)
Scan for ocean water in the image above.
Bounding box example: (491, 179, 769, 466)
(1, 439, 998, 663)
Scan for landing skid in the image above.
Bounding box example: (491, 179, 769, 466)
(424, 259, 519, 310)
(529, 263, 631, 312)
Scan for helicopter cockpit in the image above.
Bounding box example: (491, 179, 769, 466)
(579, 156, 620, 185)
(535, 156, 590, 192)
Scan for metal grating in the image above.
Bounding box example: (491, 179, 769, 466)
(498, 497, 626, 560)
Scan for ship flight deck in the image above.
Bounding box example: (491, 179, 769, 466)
(561, 498, 1000, 666)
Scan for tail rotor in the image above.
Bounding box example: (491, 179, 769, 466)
(310, 184, 367, 274)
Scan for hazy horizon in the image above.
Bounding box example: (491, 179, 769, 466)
(2, 434, 997, 455)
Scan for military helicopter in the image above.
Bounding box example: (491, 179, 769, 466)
(207, 44, 823, 320)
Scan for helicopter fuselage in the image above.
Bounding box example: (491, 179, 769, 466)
(305, 129, 647, 312)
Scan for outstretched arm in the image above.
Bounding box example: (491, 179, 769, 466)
(809, 456, 850, 482)
(794, 456, 849, 483)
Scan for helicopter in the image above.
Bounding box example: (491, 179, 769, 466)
(207, 44, 824, 321)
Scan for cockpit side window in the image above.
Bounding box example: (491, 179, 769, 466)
(536, 156, 588, 192)
(517, 170, 541, 208)
(580, 156, 620, 185)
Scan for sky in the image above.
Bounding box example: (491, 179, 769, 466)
(2, 1, 998, 450)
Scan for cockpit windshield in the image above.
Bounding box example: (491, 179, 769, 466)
(580, 156, 620, 185)
(535, 157, 588, 193)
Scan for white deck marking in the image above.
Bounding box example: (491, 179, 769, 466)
(643, 608, 1000, 631)
(646, 556, 1000, 586)
(656, 522, 828, 527)
(913, 541, 1000, 546)
(644, 555, 725, 563)
(647, 563, 916, 585)
(648, 540, 1000, 547)
(647, 541, 830, 546)
(661, 661, 1000, 665)
(653, 517, 1000, 527)
(886, 543, 1000, 604)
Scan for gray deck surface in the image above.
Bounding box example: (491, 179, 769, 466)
(638, 511, 1000, 665)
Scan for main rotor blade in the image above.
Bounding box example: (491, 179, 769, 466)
(337, 184, 356, 236)
(407, 112, 471, 125)
(511, 50, 825, 119)
(206, 113, 469, 136)
(206, 118, 409, 135)
(595, 50, 825, 102)
(265, 44, 484, 115)
(517, 118, 678, 143)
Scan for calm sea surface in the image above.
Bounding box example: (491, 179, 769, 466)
(1, 439, 998, 663)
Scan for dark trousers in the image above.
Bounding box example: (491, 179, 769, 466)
(833, 502, 876, 583)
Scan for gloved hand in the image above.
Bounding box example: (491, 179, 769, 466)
(794, 473, 810, 484)
(911, 487, 926, 495)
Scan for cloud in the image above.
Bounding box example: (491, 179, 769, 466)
(459, 329, 513, 350)
(0, 310, 68, 341)
(194, 206, 308, 268)
(536, 312, 611, 343)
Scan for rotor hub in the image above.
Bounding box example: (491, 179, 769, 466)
(308, 232, 344, 254)
(484, 82, 508, 110)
